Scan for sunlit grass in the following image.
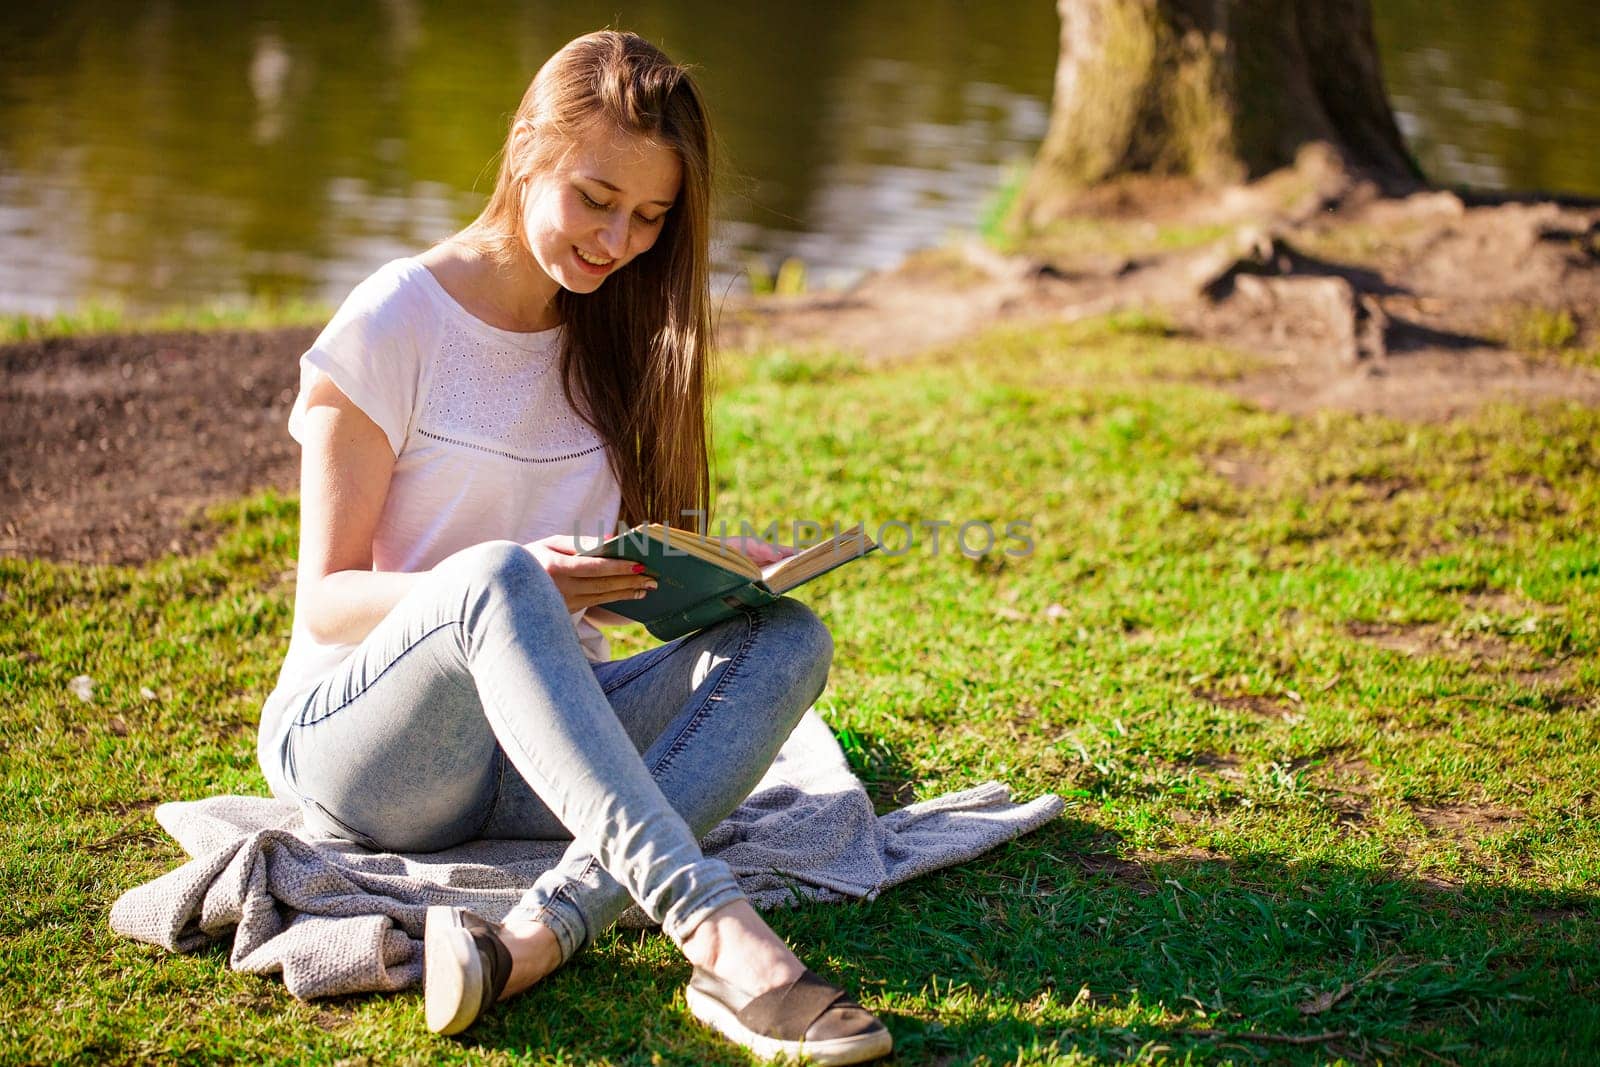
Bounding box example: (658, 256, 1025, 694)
(979, 162, 1031, 252)
(981, 175, 1235, 261)
(3, 316, 1597, 1064)
(1499, 305, 1579, 354)
(1, 299, 331, 343)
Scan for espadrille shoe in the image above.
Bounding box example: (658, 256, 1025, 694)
(424, 906, 514, 1035)
(685, 966, 892, 1065)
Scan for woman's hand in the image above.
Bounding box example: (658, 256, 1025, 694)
(722, 536, 797, 567)
(524, 535, 657, 612)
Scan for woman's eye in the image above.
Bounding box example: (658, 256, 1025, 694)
(636, 213, 665, 226)
(578, 190, 609, 210)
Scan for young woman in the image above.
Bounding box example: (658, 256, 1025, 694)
(255, 30, 891, 1065)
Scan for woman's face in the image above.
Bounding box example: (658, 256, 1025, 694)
(520, 123, 682, 294)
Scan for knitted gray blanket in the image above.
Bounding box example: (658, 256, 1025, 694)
(109, 711, 1063, 1000)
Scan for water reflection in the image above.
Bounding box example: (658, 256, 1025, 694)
(0, 0, 1056, 314)
(1373, 0, 1600, 200)
(0, 0, 1595, 316)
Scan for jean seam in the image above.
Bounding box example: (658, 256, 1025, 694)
(300, 795, 383, 850)
(649, 607, 763, 779)
(295, 619, 469, 729)
(476, 748, 508, 839)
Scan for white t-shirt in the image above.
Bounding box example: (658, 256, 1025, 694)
(259, 258, 622, 791)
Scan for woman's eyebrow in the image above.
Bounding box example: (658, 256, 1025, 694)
(581, 175, 675, 208)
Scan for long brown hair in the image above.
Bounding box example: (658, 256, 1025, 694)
(458, 31, 713, 528)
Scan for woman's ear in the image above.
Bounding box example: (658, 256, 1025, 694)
(509, 120, 537, 173)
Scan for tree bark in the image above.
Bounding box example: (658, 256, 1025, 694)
(1017, 0, 1422, 222)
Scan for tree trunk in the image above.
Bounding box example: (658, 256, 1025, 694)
(1017, 0, 1422, 223)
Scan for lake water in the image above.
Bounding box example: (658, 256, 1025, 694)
(1, 0, 1596, 316)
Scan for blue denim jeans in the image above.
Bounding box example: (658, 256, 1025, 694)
(264, 540, 833, 962)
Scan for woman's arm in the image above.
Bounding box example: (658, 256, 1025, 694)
(293, 374, 422, 646)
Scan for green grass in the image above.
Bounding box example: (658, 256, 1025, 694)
(5, 316, 1599, 1064)
(1292, 223, 1421, 270)
(1490, 305, 1600, 372)
(979, 163, 1031, 252)
(1, 299, 331, 343)
(1502, 306, 1579, 354)
(978, 166, 1233, 261)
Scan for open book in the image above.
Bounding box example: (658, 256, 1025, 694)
(585, 523, 877, 640)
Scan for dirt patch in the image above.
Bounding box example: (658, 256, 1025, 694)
(1532, 905, 1591, 924)
(86, 827, 168, 854)
(1346, 619, 1578, 697)
(718, 243, 1104, 363)
(1411, 802, 1523, 839)
(309, 1003, 359, 1032)
(1073, 846, 1232, 893)
(1458, 591, 1538, 615)
(1309, 755, 1527, 845)
(1074, 852, 1158, 888)
(1, 327, 312, 564)
(1510, 665, 1578, 691)
(79, 796, 159, 816)
(1194, 688, 1300, 721)
(1312, 757, 1380, 825)
(1346, 620, 1515, 663)
(1181, 751, 1243, 773)
(1205, 453, 1273, 491)
(1315, 757, 1379, 790)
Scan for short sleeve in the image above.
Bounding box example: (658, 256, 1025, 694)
(288, 261, 431, 457)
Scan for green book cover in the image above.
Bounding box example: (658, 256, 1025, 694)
(585, 524, 876, 641)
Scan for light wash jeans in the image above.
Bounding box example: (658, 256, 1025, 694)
(264, 540, 833, 962)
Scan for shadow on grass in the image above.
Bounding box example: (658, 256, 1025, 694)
(439, 815, 1597, 1065)
(869, 819, 1596, 1065)
(831, 721, 923, 814)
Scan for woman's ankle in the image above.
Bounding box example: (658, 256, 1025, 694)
(678, 900, 805, 997)
(497, 918, 564, 999)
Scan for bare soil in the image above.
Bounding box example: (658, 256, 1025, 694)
(5, 152, 1599, 565)
(2, 327, 314, 563)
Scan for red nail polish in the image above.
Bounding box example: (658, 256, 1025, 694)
(632, 564, 646, 574)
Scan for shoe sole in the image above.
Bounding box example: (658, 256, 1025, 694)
(684, 985, 893, 1065)
(424, 905, 483, 1036)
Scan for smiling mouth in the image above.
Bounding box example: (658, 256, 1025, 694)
(574, 247, 614, 269)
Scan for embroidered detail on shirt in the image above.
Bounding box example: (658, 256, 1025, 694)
(415, 427, 605, 465)
(418, 320, 600, 458)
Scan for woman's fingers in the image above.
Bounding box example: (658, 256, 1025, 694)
(582, 573, 658, 600)
(523, 540, 657, 612)
(548, 560, 656, 607)
(566, 576, 657, 610)
(561, 555, 646, 579)
(531, 545, 643, 580)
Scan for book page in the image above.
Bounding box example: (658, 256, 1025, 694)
(761, 524, 875, 593)
(627, 524, 759, 578)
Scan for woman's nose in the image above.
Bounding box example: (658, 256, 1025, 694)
(597, 215, 629, 258)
